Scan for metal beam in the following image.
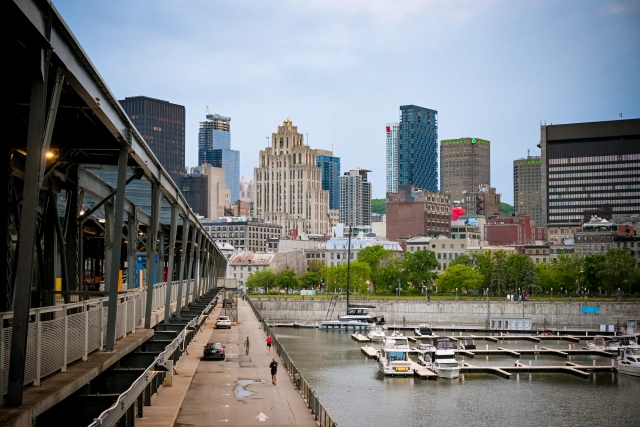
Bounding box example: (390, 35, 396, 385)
(183, 230, 199, 310)
(78, 168, 143, 222)
(163, 204, 178, 324)
(64, 165, 80, 291)
(144, 182, 161, 328)
(175, 219, 190, 316)
(7, 62, 64, 406)
(127, 210, 138, 291)
(105, 148, 129, 350)
(49, 183, 71, 295)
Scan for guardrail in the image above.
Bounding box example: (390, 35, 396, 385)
(87, 294, 217, 427)
(248, 298, 337, 427)
(0, 279, 200, 396)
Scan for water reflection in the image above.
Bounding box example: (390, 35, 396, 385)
(277, 328, 639, 427)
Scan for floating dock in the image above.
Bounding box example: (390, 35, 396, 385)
(351, 333, 371, 342)
(361, 345, 379, 359)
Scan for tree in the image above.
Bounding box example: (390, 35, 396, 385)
(472, 251, 493, 291)
(602, 248, 637, 294)
(490, 250, 508, 296)
(535, 261, 559, 292)
(374, 258, 403, 294)
(449, 254, 473, 268)
(319, 262, 371, 293)
(555, 253, 582, 293)
(371, 198, 386, 215)
(307, 260, 324, 273)
(435, 265, 484, 292)
(401, 250, 439, 291)
(300, 270, 322, 289)
(274, 267, 299, 293)
(581, 254, 605, 292)
(358, 245, 394, 294)
(506, 253, 537, 295)
(245, 269, 275, 294)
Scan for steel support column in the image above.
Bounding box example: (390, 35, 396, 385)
(103, 201, 114, 291)
(7, 64, 64, 406)
(105, 148, 129, 350)
(163, 204, 178, 323)
(127, 210, 138, 290)
(64, 166, 80, 291)
(157, 227, 165, 286)
(144, 182, 161, 328)
(184, 231, 200, 309)
(175, 219, 190, 317)
(192, 232, 203, 302)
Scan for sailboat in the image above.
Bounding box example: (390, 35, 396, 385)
(319, 225, 379, 331)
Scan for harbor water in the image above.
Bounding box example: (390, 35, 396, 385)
(275, 328, 639, 427)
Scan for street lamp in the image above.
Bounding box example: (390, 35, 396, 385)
(551, 287, 553, 301)
(455, 287, 458, 301)
(618, 287, 621, 301)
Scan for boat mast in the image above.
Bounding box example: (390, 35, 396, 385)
(346, 224, 352, 313)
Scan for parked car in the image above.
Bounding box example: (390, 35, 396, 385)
(202, 342, 225, 360)
(215, 316, 232, 329)
(223, 298, 234, 307)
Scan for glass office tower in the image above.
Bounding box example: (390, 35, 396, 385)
(399, 105, 438, 192)
(198, 114, 240, 202)
(316, 154, 341, 210)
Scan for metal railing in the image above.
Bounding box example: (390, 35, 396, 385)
(249, 298, 337, 427)
(0, 279, 203, 396)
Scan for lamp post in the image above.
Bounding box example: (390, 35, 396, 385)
(366, 280, 370, 300)
(455, 287, 458, 301)
(618, 287, 621, 301)
(551, 287, 553, 301)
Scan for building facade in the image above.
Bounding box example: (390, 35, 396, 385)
(513, 155, 543, 225)
(198, 113, 240, 202)
(440, 137, 491, 202)
(385, 122, 400, 193)
(429, 237, 479, 271)
(119, 96, 185, 183)
(240, 174, 254, 206)
(461, 185, 502, 219)
(399, 105, 439, 191)
(254, 120, 331, 237)
(316, 154, 341, 210)
(484, 214, 547, 246)
(181, 164, 230, 219)
(339, 168, 372, 227)
(325, 238, 402, 267)
(386, 185, 451, 240)
(202, 217, 282, 253)
(540, 118, 640, 225)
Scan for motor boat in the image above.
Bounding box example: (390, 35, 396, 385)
(340, 306, 386, 325)
(460, 338, 476, 350)
(319, 320, 371, 330)
(616, 345, 640, 377)
(417, 353, 432, 368)
(416, 341, 437, 352)
(377, 336, 414, 376)
(391, 330, 404, 338)
(293, 320, 318, 328)
(605, 335, 639, 353)
(432, 339, 460, 379)
(414, 324, 434, 337)
(367, 325, 386, 341)
(585, 336, 607, 350)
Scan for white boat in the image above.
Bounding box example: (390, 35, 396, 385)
(460, 338, 476, 350)
(367, 325, 386, 341)
(377, 336, 414, 376)
(293, 320, 318, 328)
(340, 307, 386, 325)
(617, 345, 640, 377)
(417, 341, 437, 352)
(606, 334, 639, 353)
(319, 320, 371, 330)
(414, 324, 434, 337)
(391, 330, 404, 338)
(417, 353, 432, 368)
(585, 335, 607, 350)
(432, 339, 460, 379)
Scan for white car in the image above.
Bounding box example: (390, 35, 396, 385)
(215, 316, 231, 329)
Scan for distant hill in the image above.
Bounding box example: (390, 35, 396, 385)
(371, 198, 386, 215)
(500, 202, 514, 216)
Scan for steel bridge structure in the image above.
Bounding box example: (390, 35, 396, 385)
(0, 0, 227, 411)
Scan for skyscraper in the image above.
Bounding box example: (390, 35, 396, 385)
(398, 105, 439, 192)
(254, 120, 331, 236)
(385, 122, 399, 193)
(339, 169, 372, 227)
(119, 96, 185, 183)
(198, 113, 240, 202)
(514, 155, 543, 225)
(440, 137, 491, 202)
(316, 153, 341, 210)
(540, 118, 640, 225)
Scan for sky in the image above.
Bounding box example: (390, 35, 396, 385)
(53, 0, 640, 204)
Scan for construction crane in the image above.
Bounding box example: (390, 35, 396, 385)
(206, 105, 210, 115)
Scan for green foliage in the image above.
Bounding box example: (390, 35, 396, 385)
(320, 262, 371, 293)
(602, 248, 637, 294)
(535, 262, 559, 291)
(449, 254, 473, 268)
(373, 258, 403, 293)
(274, 267, 299, 293)
(300, 270, 322, 289)
(581, 254, 605, 291)
(500, 202, 514, 216)
(358, 245, 394, 294)
(401, 250, 439, 290)
(436, 265, 484, 292)
(506, 253, 538, 294)
(554, 253, 582, 293)
(371, 198, 386, 215)
(245, 269, 275, 293)
(307, 260, 324, 272)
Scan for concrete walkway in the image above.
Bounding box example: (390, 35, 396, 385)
(139, 300, 317, 427)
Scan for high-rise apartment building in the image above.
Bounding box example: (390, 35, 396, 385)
(339, 168, 372, 227)
(514, 155, 543, 225)
(316, 153, 341, 210)
(540, 118, 640, 225)
(180, 164, 230, 219)
(440, 137, 490, 202)
(399, 105, 439, 192)
(119, 96, 185, 183)
(385, 122, 399, 193)
(254, 120, 331, 236)
(198, 113, 240, 202)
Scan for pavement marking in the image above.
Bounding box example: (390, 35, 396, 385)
(256, 412, 269, 422)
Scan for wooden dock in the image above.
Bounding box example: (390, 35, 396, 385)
(351, 333, 371, 342)
(411, 334, 588, 343)
(361, 346, 379, 359)
(453, 347, 614, 358)
(413, 365, 438, 380)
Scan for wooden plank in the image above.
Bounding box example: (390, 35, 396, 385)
(351, 333, 370, 342)
(413, 366, 438, 380)
(540, 347, 568, 357)
(497, 347, 521, 357)
(360, 346, 378, 359)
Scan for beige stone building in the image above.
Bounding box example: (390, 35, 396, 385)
(181, 164, 230, 219)
(254, 120, 331, 236)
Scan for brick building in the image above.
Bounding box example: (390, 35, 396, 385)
(484, 214, 546, 246)
(386, 185, 451, 241)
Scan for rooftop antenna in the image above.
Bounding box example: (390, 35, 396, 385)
(527, 149, 530, 158)
(206, 105, 210, 115)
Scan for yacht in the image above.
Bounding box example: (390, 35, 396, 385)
(414, 324, 434, 337)
(417, 353, 432, 368)
(391, 330, 404, 338)
(377, 336, 414, 376)
(616, 345, 640, 377)
(585, 335, 607, 350)
(319, 320, 371, 330)
(367, 325, 386, 341)
(340, 306, 386, 325)
(293, 320, 318, 328)
(460, 338, 476, 350)
(416, 341, 437, 352)
(605, 335, 639, 354)
(432, 339, 460, 379)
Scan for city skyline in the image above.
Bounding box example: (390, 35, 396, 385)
(54, 0, 640, 203)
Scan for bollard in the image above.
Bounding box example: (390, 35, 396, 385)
(612, 359, 615, 367)
(569, 344, 571, 350)
(586, 331, 588, 336)
(516, 359, 520, 366)
(535, 345, 537, 350)
(529, 360, 532, 366)
(460, 331, 462, 336)
(164, 360, 174, 387)
(593, 360, 596, 367)
(486, 344, 489, 350)
(557, 332, 560, 337)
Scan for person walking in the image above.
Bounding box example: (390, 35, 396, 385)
(269, 358, 278, 385)
(266, 336, 272, 354)
(244, 336, 251, 355)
